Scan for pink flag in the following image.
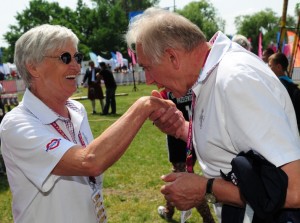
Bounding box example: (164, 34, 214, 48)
(258, 32, 262, 58)
(116, 51, 123, 67)
(127, 48, 137, 65)
(295, 45, 300, 68)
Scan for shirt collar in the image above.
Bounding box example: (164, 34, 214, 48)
(198, 31, 232, 83)
(192, 31, 232, 96)
(22, 88, 84, 125)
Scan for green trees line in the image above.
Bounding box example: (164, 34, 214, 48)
(0, 0, 298, 63)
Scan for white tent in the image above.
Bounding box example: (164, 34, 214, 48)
(0, 63, 11, 74)
(97, 55, 128, 70)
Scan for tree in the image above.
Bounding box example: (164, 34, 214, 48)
(88, 0, 159, 58)
(235, 8, 296, 54)
(176, 0, 225, 40)
(3, 0, 79, 62)
(1, 0, 159, 63)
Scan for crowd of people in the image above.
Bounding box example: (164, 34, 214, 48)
(1, 6, 300, 223)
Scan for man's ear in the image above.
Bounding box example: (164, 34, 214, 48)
(165, 48, 180, 69)
(26, 63, 40, 78)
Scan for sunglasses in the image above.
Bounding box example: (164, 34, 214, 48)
(44, 52, 84, 64)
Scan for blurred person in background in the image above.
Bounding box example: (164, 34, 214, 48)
(99, 62, 117, 115)
(82, 60, 104, 114)
(232, 34, 251, 51)
(269, 52, 300, 132)
(262, 47, 275, 63)
(158, 89, 215, 223)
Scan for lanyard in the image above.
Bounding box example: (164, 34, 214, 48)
(51, 121, 96, 184)
(51, 122, 86, 146)
(185, 47, 212, 173)
(185, 93, 196, 173)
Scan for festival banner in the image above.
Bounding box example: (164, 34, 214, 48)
(89, 52, 99, 67)
(116, 51, 124, 67)
(287, 31, 300, 68)
(127, 48, 136, 65)
(258, 32, 262, 58)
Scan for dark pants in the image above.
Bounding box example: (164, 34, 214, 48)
(103, 87, 116, 114)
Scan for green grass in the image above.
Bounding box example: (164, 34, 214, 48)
(0, 84, 216, 223)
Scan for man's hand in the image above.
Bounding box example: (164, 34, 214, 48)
(160, 172, 207, 210)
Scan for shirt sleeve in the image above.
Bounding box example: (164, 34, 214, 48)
(218, 59, 300, 167)
(1, 112, 75, 192)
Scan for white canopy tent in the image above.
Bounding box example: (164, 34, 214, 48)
(97, 55, 128, 70)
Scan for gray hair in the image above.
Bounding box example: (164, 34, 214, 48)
(232, 34, 251, 51)
(125, 7, 207, 65)
(14, 24, 79, 87)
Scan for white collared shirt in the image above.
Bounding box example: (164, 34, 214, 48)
(0, 89, 101, 223)
(192, 31, 300, 177)
(192, 31, 300, 221)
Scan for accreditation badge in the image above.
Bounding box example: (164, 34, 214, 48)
(91, 186, 107, 223)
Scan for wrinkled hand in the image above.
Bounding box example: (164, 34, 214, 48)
(150, 90, 186, 138)
(160, 172, 207, 210)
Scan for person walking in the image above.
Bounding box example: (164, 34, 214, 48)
(99, 62, 117, 115)
(82, 61, 104, 114)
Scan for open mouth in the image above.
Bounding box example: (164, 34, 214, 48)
(66, 75, 77, 80)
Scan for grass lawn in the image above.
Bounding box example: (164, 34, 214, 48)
(0, 83, 217, 223)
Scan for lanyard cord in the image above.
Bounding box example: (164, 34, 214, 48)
(51, 122, 96, 184)
(186, 93, 196, 173)
(185, 48, 211, 173)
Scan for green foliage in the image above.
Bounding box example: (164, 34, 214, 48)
(176, 0, 224, 39)
(0, 84, 215, 223)
(2, 0, 158, 63)
(235, 8, 296, 54)
(4, 0, 295, 63)
(3, 0, 79, 62)
(296, 3, 300, 15)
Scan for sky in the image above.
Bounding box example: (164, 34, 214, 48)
(0, 0, 299, 47)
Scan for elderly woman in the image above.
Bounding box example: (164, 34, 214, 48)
(0, 24, 183, 223)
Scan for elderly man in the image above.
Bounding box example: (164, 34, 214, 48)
(125, 7, 300, 222)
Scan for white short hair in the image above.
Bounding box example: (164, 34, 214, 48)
(232, 34, 251, 51)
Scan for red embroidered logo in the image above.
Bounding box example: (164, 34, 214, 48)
(46, 139, 61, 151)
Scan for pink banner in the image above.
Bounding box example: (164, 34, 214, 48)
(258, 32, 262, 58)
(127, 48, 136, 65)
(116, 51, 123, 67)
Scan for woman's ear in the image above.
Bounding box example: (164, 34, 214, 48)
(165, 48, 180, 69)
(26, 63, 40, 78)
